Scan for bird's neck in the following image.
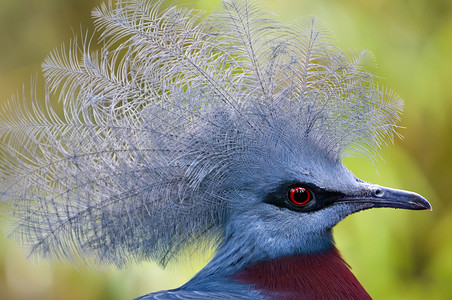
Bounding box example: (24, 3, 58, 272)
(233, 247, 371, 299)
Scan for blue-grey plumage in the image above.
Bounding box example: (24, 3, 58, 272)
(0, 0, 431, 299)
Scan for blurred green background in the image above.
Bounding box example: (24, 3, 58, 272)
(0, 0, 451, 299)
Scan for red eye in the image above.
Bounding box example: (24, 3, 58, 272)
(289, 187, 311, 205)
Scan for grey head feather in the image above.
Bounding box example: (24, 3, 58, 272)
(0, 0, 402, 267)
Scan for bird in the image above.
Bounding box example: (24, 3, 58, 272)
(0, 0, 431, 299)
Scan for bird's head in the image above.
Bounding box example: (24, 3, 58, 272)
(182, 110, 431, 268)
(0, 0, 431, 275)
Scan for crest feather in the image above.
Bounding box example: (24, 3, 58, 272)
(0, 0, 402, 266)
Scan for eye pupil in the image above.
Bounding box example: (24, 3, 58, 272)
(289, 187, 311, 205)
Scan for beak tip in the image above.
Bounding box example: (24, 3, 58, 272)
(413, 194, 432, 211)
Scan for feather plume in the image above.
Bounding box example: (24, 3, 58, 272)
(0, 0, 402, 266)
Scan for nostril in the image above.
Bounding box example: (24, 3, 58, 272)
(374, 188, 384, 197)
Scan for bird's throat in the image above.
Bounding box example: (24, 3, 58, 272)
(233, 247, 371, 299)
